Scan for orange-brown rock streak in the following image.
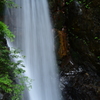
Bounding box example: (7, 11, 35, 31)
(58, 30, 68, 58)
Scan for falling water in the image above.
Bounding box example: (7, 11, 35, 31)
(5, 0, 61, 100)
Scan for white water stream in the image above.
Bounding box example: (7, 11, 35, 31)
(5, 0, 61, 100)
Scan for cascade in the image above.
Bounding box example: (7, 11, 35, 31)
(5, 0, 61, 100)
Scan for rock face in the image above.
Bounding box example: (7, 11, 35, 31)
(68, 0, 100, 76)
(60, 62, 100, 100)
(49, 0, 100, 99)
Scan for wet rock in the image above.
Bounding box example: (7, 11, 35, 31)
(60, 63, 100, 100)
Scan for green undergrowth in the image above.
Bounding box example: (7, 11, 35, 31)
(0, 21, 31, 100)
(0, 0, 18, 8)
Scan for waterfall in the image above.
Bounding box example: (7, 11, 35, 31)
(5, 0, 61, 100)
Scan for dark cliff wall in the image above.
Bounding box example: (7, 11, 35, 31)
(49, 0, 100, 100)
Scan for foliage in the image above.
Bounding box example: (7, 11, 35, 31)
(66, 0, 91, 9)
(0, 21, 15, 41)
(0, 21, 31, 100)
(0, 0, 18, 8)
